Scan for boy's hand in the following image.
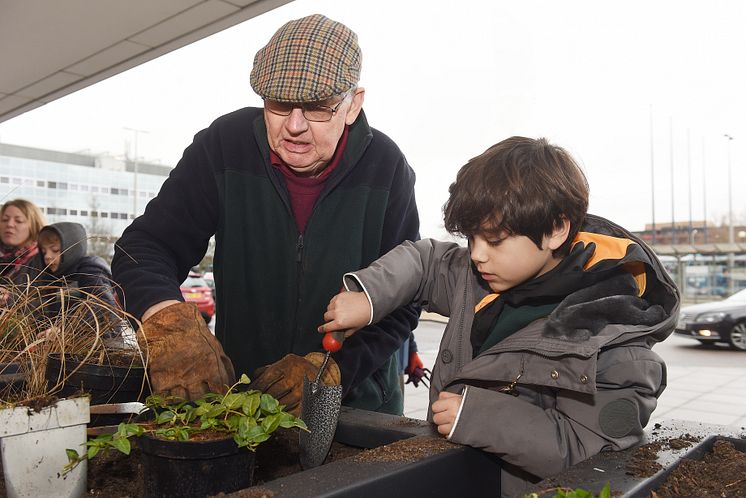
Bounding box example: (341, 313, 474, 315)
(318, 290, 371, 337)
(431, 391, 463, 436)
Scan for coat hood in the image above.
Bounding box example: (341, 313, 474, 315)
(39, 222, 87, 276)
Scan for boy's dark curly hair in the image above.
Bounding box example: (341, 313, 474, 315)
(443, 136, 589, 257)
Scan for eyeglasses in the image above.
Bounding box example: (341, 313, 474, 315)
(263, 93, 349, 122)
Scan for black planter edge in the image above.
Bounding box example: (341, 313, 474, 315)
(229, 407, 502, 497)
(527, 419, 746, 498)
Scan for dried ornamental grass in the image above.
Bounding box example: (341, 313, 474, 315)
(0, 273, 146, 406)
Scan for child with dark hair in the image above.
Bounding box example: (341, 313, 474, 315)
(320, 136, 679, 496)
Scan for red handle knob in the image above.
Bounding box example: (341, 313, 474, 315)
(322, 331, 345, 353)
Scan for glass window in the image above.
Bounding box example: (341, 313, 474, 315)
(101, 212, 108, 218)
(101, 187, 109, 194)
(111, 188, 119, 195)
(80, 210, 88, 216)
(36, 180, 44, 187)
(70, 209, 78, 216)
(91, 186, 99, 193)
(48, 181, 57, 189)
(70, 184, 78, 191)
(81, 185, 89, 192)
(1, 177, 8, 184)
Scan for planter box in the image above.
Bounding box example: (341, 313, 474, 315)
(0, 396, 90, 498)
(527, 419, 745, 498)
(237, 407, 503, 497)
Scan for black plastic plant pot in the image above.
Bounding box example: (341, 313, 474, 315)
(0, 362, 26, 396)
(138, 433, 256, 498)
(45, 353, 148, 405)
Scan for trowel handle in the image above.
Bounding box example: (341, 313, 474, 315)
(322, 330, 345, 353)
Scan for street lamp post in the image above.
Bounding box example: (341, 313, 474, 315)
(124, 127, 149, 219)
(724, 134, 734, 294)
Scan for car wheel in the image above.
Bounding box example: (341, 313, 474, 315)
(727, 321, 746, 351)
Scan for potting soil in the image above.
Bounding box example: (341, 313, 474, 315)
(653, 439, 746, 498)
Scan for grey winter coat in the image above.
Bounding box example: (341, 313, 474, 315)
(344, 215, 679, 497)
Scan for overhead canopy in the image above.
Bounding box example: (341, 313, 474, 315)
(0, 0, 292, 123)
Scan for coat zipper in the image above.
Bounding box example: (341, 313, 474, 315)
(293, 233, 305, 348)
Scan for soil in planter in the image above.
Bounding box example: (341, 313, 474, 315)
(653, 439, 746, 498)
(626, 432, 701, 478)
(353, 434, 457, 463)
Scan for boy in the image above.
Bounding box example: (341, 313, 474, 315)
(320, 137, 679, 496)
(37, 222, 121, 337)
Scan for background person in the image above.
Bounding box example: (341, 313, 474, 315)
(320, 136, 679, 496)
(36, 222, 122, 340)
(112, 14, 419, 415)
(0, 199, 46, 296)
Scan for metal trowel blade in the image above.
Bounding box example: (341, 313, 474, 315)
(299, 376, 342, 469)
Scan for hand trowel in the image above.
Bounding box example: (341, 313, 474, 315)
(299, 330, 345, 469)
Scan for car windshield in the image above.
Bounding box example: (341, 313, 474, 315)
(726, 289, 746, 302)
(182, 276, 207, 288)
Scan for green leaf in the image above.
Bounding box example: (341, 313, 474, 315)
(261, 413, 281, 434)
(239, 373, 250, 384)
(111, 437, 132, 455)
(155, 410, 175, 424)
(206, 404, 226, 418)
(260, 394, 279, 413)
(87, 445, 100, 460)
(224, 393, 244, 410)
(599, 483, 611, 498)
(242, 392, 261, 416)
(194, 404, 212, 416)
(66, 448, 79, 463)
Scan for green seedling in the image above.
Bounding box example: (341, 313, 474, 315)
(524, 482, 611, 498)
(64, 373, 307, 472)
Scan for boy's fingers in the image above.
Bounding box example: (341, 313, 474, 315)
(439, 391, 460, 399)
(436, 423, 452, 436)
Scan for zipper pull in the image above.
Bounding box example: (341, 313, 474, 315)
(498, 373, 522, 396)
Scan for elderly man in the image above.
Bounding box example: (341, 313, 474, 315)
(112, 14, 420, 415)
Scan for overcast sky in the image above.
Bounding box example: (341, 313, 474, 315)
(1, 0, 745, 238)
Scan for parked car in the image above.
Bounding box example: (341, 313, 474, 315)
(675, 288, 746, 350)
(180, 272, 215, 323)
(202, 271, 215, 299)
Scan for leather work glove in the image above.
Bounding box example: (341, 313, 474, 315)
(250, 353, 341, 417)
(138, 302, 235, 401)
(405, 351, 431, 388)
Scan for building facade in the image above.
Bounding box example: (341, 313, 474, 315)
(0, 142, 172, 242)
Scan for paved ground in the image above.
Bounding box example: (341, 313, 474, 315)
(403, 315, 746, 430)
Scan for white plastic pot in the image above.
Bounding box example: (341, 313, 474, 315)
(0, 396, 90, 498)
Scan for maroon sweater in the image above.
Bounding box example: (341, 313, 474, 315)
(270, 126, 350, 233)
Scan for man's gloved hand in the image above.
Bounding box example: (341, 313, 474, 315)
(250, 353, 341, 416)
(138, 302, 235, 401)
(405, 351, 431, 388)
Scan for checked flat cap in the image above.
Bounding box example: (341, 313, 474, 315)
(250, 14, 361, 103)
